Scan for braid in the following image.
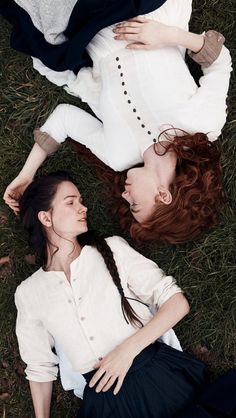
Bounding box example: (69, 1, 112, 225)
(79, 231, 144, 328)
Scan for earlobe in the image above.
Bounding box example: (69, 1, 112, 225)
(38, 211, 52, 227)
(158, 188, 172, 205)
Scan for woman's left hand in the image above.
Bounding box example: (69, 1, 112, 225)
(89, 341, 137, 395)
(113, 17, 178, 50)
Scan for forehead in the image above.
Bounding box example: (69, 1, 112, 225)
(54, 181, 80, 201)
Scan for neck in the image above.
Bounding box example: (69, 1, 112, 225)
(45, 235, 82, 278)
(143, 143, 177, 187)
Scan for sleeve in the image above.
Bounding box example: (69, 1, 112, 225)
(39, 104, 109, 165)
(108, 236, 182, 308)
(179, 45, 232, 140)
(15, 286, 59, 382)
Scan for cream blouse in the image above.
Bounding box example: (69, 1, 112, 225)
(35, 0, 232, 171)
(15, 236, 182, 382)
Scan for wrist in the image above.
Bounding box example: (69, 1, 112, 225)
(175, 28, 204, 52)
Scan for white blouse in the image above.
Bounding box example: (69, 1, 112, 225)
(15, 236, 182, 382)
(37, 0, 232, 171)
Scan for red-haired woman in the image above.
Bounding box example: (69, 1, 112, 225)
(4, 0, 232, 244)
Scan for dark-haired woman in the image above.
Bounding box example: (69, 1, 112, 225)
(4, 0, 232, 244)
(16, 171, 208, 417)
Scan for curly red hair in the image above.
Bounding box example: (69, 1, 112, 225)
(69, 131, 224, 244)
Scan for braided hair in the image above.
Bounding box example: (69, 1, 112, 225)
(20, 171, 145, 328)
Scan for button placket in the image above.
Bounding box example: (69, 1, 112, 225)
(115, 56, 157, 144)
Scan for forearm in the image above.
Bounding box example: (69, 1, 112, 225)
(20, 143, 47, 179)
(125, 293, 189, 356)
(29, 381, 53, 418)
(173, 27, 204, 53)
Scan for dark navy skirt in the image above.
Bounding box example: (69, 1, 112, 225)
(0, 0, 167, 73)
(78, 342, 207, 418)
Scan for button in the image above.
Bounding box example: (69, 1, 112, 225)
(78, 296, 82, 301)
(147, 131, 151, 135)
(73, 278, 77, 282)
(68, 299, 72, 304)
(98, 357, 103, 361)
(141, 124, 145, 128)
(118, 65, 121, 69)
(80, 316, 86, 321)
(153, 138, 156, 143)
(137, 116, 141, 120)
(133, 108, 136, 113)
(120, 73, 123, 77)
(89, 336, 94, 341)
(124, 91, 127, 95)
(122, 82, 125, 86)
(59, 280, 63, 284)
(116, 57, 119, 61)
(127, 100, 131, 104)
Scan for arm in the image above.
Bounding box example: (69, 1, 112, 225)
(15, 285, 58, 414)
(89, 292, 189, 394)
(3, 144, 47, 213)
(89, 236, 188, 394)
(3, 104, 107, 213)
(29, 381, 53, 418)
(113, 17, 204, 51)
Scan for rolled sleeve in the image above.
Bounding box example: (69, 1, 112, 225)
(108, 236, 182, 308)
(15, 286, 59, 382)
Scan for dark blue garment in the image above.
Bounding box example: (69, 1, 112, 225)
(0, 0, 167, 73)
(176, 369, 236, 418)
(79, 342, 207, 418)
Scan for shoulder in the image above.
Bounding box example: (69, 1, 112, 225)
(15, 267, 45, 301)
(105, 235, 130, 251)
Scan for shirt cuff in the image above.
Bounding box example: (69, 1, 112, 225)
(34, 128, 60, 155)
(188, 30, 225, 68)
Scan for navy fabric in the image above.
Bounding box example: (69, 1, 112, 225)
(79, 342, 207, 418)
(0, 0, 167, 73)
(199, 369, 236, 417)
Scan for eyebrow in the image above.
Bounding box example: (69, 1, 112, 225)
(63, 195, 80, 200)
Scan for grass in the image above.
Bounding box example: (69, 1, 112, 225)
(0, 0, 236, 416)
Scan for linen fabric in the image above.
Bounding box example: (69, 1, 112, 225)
(37, 0, 232, 171)
(0, 0, 167, 72)
(78, 342, 207, 418)
(15, 236, 182, 382)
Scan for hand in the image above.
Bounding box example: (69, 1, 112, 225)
(89, 342, 137, 395)
(3, 174, 33, 214)
(113, 16, 178, 50)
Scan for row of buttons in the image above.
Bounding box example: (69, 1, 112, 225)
(116, 56, 156, 143)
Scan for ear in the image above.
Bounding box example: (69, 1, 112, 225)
(157, 187, 172, 205)
(38, 210, 52, 228)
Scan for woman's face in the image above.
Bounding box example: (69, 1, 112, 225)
(44, 181, 88, 238)
(121, 168, 159, 223)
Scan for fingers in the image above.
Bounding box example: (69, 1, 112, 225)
(89, 368, 106, 388)
(102, 375, 117, 392)
(113, 26, 141, 35)
(113, 375, 124, 395)
(114, 33, 142, 42)
(94, 372, 113, 393)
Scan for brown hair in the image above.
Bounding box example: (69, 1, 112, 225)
(69, 130, 224, 245)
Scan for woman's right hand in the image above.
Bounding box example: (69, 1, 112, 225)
(3, 174, 33, 214)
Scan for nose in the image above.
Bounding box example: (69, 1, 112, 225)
(79, 204, 88, 213)
(121, 190, 131, 203)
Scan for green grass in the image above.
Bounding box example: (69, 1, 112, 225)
(0, 0, 236, 416)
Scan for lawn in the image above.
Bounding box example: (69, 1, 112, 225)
(0, 0, 235, 417)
